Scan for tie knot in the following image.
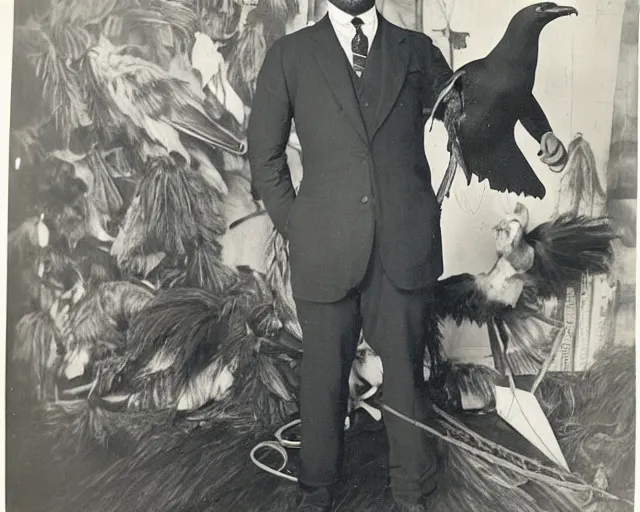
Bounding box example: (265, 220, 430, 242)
(351, 17, 364, 29)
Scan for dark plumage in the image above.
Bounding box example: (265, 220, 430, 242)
(436, 214, 615, 323)
(122, 287, 230, 396)
(96, 268, 296, 418)
(537, 347, 636, 503)
(435, 272, 490, 324)
(524, 213, 617, 299)
(429, 361, 500, 414)
(432, 3, 578, 198)
(435, 212, 615, 375)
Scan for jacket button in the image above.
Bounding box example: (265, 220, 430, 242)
(361, 195, 369, 204)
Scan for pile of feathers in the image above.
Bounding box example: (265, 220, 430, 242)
(8, 0, 302, 406)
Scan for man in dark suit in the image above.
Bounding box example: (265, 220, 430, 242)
(248, 0, 452, 509)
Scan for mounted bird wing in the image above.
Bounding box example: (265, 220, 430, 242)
(428, 69, 548, 200)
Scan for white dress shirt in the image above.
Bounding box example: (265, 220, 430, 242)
(327, 3, 379, 69)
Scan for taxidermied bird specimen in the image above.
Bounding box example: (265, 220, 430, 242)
(83, 36, 247, 161)
(430, 2, 578, 201)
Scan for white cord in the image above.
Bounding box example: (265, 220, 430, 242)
(249, 441, 298, 483)
(274, 419, 301, 449)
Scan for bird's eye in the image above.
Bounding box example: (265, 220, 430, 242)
(536, 2, 556, 13)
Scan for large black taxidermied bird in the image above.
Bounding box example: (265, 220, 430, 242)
(430, 3, 578, 200)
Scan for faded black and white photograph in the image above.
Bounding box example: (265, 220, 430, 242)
(4, 0, 638, 511)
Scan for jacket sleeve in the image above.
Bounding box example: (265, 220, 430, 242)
(425, 37, 454, 109)
(519, 94, 553, 142)
(248, 40, 295, 237)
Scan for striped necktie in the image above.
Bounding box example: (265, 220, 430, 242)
(351, 17, 368, 77)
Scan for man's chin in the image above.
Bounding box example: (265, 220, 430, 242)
(328, 0, 376, 15)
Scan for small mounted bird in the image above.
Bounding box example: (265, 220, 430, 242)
(430, 3, 578, 201)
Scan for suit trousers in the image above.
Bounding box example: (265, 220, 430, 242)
(294, 237, 438, 506)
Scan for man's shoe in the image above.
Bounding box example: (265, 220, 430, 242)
(296, 487, 333, 512)
(296, 495, 332, 512)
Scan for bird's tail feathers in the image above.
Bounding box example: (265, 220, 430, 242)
(524, 214, 617, 299)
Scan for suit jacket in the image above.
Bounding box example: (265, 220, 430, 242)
(248, 13, 453, 303)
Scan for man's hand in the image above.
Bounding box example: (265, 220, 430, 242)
(538, 132, 568, 172)
(247, 40, 295, 237)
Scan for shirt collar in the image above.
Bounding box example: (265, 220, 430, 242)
(327, 3, 377, 29)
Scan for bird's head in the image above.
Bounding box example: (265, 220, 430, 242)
(514, 3, 578, 28)
(495, 3, 578, 64)
(493, 203, 530, 256)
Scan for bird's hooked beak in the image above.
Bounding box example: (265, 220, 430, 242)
(536, 3, 579, 18)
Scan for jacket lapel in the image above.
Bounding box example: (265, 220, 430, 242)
(310, 16, 368, 146)
(372, 17, 410, 139)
